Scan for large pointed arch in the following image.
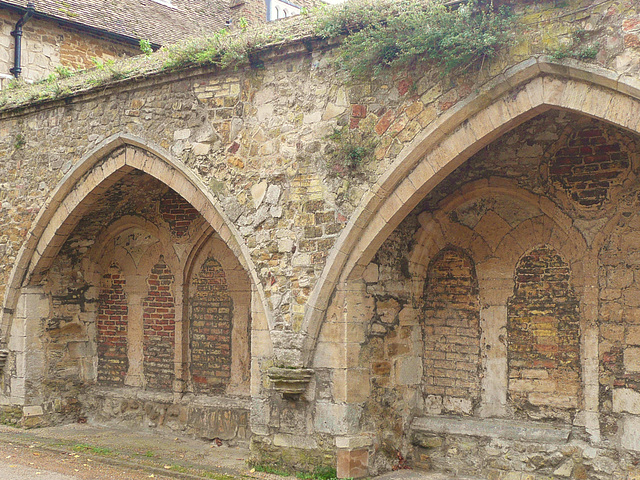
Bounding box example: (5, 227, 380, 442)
(301, 58, 640, 364)
(1, 134, 272, 341)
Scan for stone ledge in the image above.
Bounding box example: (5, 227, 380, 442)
(411, 415, 571, 443)
(88, 386, 251, 409)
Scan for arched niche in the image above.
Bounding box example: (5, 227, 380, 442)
(422, 246, 481, 416)
(507, 245, 582, 421)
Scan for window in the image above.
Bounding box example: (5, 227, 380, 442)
(267, 0, 300, 21)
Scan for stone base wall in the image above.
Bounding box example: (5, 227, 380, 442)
(411, 429, 639, 480)
(250, 436, 335, 472)
(81, 388, 250, 445)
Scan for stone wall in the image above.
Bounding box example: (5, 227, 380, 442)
(2, 0, 640, 477)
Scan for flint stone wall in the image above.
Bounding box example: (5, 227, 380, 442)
(1, 0, 640, 478)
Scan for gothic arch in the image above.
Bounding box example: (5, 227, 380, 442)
(182, 227, 252, 395)
(302, 59, 640, 364)
(1, 134, 271, 347)
(407, 178, 581, 299)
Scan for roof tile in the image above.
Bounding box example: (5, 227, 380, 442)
(1, 0, 229, 45)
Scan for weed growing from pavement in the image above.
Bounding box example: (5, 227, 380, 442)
(72, 443, 113, 455)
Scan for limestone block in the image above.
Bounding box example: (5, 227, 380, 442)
(250, 181, 267, 208)
(256, 104, 274, 122)
(346, 323, 366, 344)
(277, 238, 294, 253)
(628, 325, 640, 345)
(313, 342, 345, 369)
(264, 185, 281, 205)
(304, 111, 322, 124)
(173, 128, 191, 140)
(553, 460, 574, 477)
(22, 405, 43, 417)
(613, 388, 640, 415)
(411, 415, 571, 443)
(323, 103, 346, 121)
(192, 142, 210, 156)
(398, 307, 419, 326)
(318, 322, 343, 344)
(335, 435, 372, 449)
(292, 253, 312, 267)
(443, 396, 472, 415)
(621, 415, 640, 451)
(527, 393, 578, 409)
(274, 433, 317, 449)
(395, 356, 422, 385)
(345, 369, 370, 403)
(314, 402, 362, 435)
(625, 347, 640, 373)
(10, 377, 25, 404)
(559, 81, 590, 113)
(424, 395, 443, 415)
(13, 352, 26, 374)
(362, 263, 379, 283)
(7, 331, 25, 353)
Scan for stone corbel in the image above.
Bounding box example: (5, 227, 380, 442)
(267, 366, 314, 400)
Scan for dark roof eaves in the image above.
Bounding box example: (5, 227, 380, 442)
(0, 1, 161, 48)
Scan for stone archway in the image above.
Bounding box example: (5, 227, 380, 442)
(1, 134, 271, 337)
(302, 60, 640, 366)
(0, 138, 262, 440)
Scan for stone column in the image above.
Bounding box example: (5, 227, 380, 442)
(8, 286, 49, 408)
(315, 279, 371, 479)
(581, 255, 600, 442)
(250, 286, 274, 437)
(477, 267, 512, 418)
(125, 290, 145, 387)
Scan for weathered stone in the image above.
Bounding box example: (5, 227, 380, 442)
(323, 103, 346, 121)
(250, 181, 268, 208)
(395, 356, 422, 385)
(554, 460, 574, 477)
(2, 7, 640, 479)
(622, 415, 640, 451)
(411, 432, 442, 449)
(264, 184, 281, 205)
(613, 388, 640, 414)
(411, 416, 571, 443)
(624, 347, 640, 372)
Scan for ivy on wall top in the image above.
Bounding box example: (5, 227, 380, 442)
(0, 0, 515, 109)
(315, 0, 515, 77)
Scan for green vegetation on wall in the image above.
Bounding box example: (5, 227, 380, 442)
(0, 0, 519, 110)
(326, 126, 378, 174)
(315, 0, 515, 77)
